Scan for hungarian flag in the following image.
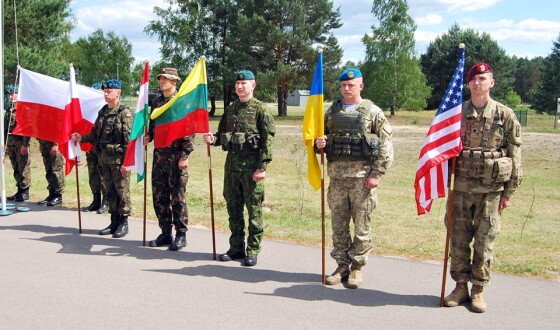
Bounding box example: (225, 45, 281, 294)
(14, 67, 106, 174)
(414, 47, 465, 215)
(302, 51, 324, 190)
(150, 57, 209, 148)
(123, 61, 150, 182)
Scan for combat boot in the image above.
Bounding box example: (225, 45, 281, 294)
(47, 193, 62, 206)
(99, 213, 119, 235)
(148, 227, 173, 247)
(113, 215, 129, 238)
(14, 188, 29, 202)
(83, 193, 101, 212)
(38, 192, 54, 206)
(347, 263, 363, 289)
(97, 194, 108, 214)
(325, 264, 350, 285)
(471, 284, 487, 313)
(7, 191, 19, 201)
(169, 232, 186, 251)
(444, 282, 470, 307)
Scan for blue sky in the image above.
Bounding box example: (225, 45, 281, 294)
(70, 0, 560, 64)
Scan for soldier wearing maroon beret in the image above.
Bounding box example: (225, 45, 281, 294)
(443, 62, 523, 313)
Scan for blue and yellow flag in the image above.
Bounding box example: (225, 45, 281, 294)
(302, 51, 324, 190)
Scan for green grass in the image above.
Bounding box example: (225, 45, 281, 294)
(7, 102, 559, 281)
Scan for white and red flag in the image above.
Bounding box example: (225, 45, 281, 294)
(14, 67, 106, 174)
(123, 61, 150, 182)
(414, 48, 465, 215)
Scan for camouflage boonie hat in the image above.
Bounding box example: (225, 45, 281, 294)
(157, 67, 180, 81)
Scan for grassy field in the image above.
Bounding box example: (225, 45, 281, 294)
(5, 102, 559, 280)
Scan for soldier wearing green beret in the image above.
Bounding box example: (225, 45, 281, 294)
(315, 68, 394, 289)
(203, 70, 275, 267)
(443, 62, 523, 313)
(3, 86, 32, 202)
(72, 79, 132, 238)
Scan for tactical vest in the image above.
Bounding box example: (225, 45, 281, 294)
(326, 100, 379, 162)
(219, 100, 261, 152)
(95, 104, 128, 156)
(456, 101, 512, 185)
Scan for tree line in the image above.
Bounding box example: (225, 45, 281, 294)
(3, 0, 559, 115)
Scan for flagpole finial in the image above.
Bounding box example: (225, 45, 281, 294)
(200, 55, 206, 61)
(69, 63, 74, 67)
(317, 47, 323, 53)
(459, 43, 465, 49)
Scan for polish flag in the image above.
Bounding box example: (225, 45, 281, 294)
(14, 67, 106, 174)
(123, 61, 150, 182)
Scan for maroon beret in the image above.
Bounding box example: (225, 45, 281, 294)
(466, 62, 493, 82)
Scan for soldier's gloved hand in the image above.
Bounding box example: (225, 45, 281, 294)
(315, 135, 327, 149)
(202, 132, 214, 144)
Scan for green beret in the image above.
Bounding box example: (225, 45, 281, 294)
(338, 68, 362, 81)
(4, 85, 18, 94)
(102, 79, 122, 89)
(236, 70, 255, 81)
(91, 82, 102, 90)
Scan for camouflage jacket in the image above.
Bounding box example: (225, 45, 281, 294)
(454, 98, 522, 197)
(3, 104, 31, 146)
(82, 101, 132, 165)
(323, 99, 393, 179)
(213, 97, 275, 170)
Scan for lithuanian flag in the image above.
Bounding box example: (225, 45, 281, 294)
(150, 57, 209, 148)
(302, 51, 324, 191)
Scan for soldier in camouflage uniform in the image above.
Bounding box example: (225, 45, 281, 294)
(4, 86, 31, 202)
(73, 79, 132, 239)
(37, 139, 65, 206)
(203, 70, 275, 267)
(443, 63, 523, 313)
(144, 67, 194, 252)
(315, 68, 393, 289)
(83, 82, 108, 214)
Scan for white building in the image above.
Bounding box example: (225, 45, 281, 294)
(287, 90, 310, 107)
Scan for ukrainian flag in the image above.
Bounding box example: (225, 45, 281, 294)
(302, 51, 324, 190)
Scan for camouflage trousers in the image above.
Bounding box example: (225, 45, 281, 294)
(445, 191, 501, 287)
(39, 140, 65, 194)
(328, 177, 378, 266)
(86, 151, 103, 195)
(7, 142, 31, 190)
(223, 169, 264, 256)
(99, 163, 130, 216)
(151, 148, 189, 233)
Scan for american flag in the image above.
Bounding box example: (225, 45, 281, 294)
(414, 47, 465, 215)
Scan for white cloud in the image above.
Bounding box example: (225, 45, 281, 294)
(415, 14, 443, 25)
(439, 0, 503, 12)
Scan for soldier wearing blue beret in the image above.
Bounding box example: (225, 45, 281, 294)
(315, 67, 394, 289)
(73, 79, 133, 238)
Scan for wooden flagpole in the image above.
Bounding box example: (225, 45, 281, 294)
(74, 142, 83, 233)
(207, 143, 216, 260)
(440, 157, 457, 306)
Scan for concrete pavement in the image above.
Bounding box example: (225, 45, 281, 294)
(0, 205, 558, 329)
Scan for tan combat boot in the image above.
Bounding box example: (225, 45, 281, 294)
(346, 263, 362, 289)
(325, 264, 350, 285)
(444, 282, 470, 307)
(471, 284, 487, 313)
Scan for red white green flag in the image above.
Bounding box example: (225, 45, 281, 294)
(123, 61, 150, 182)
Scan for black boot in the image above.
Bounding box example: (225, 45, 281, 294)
(83, 193, 101, 212)
(14, 188, 29, 202)
(113, 215, 129, 238)
(169, 232, 186, 251)
(97, 194, 109, 214)
(47, 193, 62, 206)
(148, 227, 173, 247)
(99, 213, 119, 235)
(38, 192, 54, 206)
(7, 190, 19, 201)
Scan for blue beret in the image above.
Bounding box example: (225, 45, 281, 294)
(236, 70, 255, 81)
(338, 68, 362, 81)
(4, 85, 18, 94)
(102, 79, 122, 89)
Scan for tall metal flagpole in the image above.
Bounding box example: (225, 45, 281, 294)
(0, 1, 12, 216)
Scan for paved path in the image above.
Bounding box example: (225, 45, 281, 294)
(1, 205, 558, 329)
